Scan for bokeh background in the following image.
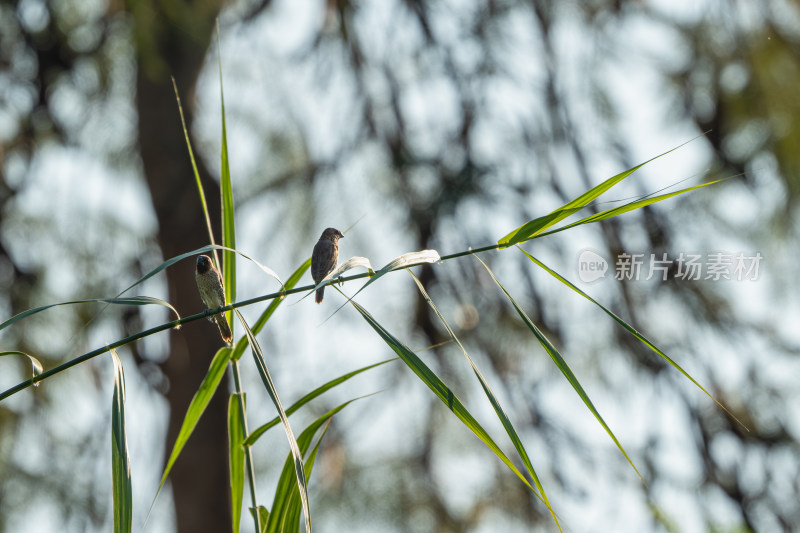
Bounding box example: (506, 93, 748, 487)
(1, 0, 799, 532)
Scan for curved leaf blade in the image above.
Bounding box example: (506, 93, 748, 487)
(517, 247, 747, 430)
(475, 255, 645, 486)
(268, 398, 367, 533)
(0, 296, 180, 334)
(148, 347, 232, 519)
(537, 178, 730, 239)
(0, 351, 43, 384)
(498, 140, 694, 247)
(348, 299, 560, 528)
(407, 272, 555, 516)
(245, 358, 395, 447)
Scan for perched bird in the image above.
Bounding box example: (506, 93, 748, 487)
(311, 227, 344, 303)
(195, 255, 233, 343)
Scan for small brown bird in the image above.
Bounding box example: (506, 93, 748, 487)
(195, 255, 233, 343)
(311, 227, 344, 303)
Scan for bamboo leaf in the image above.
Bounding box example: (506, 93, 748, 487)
(348, 300, 560, 528)
(517, 246, 747, 430)
(110, 348, 132, 533)
(234, 310, 311, 533)
(475, 255, 645, 486)
(229, 393, 246, 533)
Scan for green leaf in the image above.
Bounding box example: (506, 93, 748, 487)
(475, 255, 645, 485)
(407, 272, 555, 518)
(234, 310, 311, 533)
(0, 296, 180, 334)
(229, 393, 246, 533)
(172, 77, 217, 260)
(150, 347, 232, 515)
(277, 418, 332, 533)
(117, 244, 281, 299)
(537, 178, 730, 239)
(517, 246, 747, 430)
(497, 141, 692, 247)
(110, 348, 132, 533)
(348, 299, 559, 527)
(0, 351, 43, 384)
(218, 22, 236, 342)
(267, 400, 362, 533)
(245, 358, 394, 446)
(231, 258, 311, 362)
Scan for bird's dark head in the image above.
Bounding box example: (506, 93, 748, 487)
(320, 227, 344, 242)
(196, 255, 212, 274)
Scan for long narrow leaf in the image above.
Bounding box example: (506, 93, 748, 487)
(149, 346, 232, 518)
(348, 300, 559, 527)
(172, 77, 217, 263)
(536, 178, 729, 239)
(234, 310, 311, 533)
(475, 255, 645, 485)
(229, 393, 247, 533)
(117, 244, 281, 299)
(245, 358, 395, 446)
(407, 272, 555, 517)
(498, 140, 694, 247)
(517, 247, 747, 429)
(0, 296, 180, 333)
(279, 419, 334, 533)
(268, 398, 366, 533)
(110, 348, 132, 533)
(217, 22, 236, 342)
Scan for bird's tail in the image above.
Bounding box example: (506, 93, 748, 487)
(215, 314, 233, 343)
(315, 287, 325, 304)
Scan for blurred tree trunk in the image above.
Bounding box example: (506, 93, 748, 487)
(131, 2, 229, 531)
